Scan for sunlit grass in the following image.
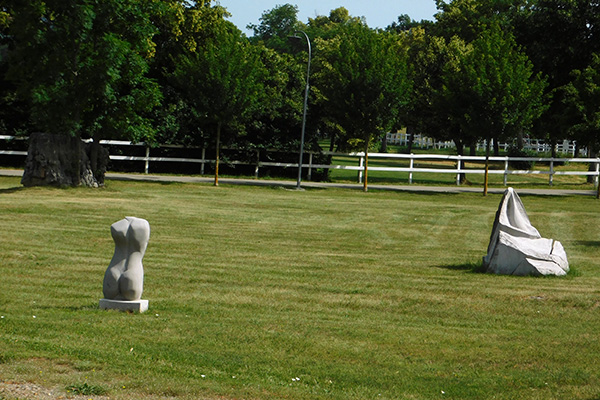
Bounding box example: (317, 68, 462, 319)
(0, 176, 599, 399)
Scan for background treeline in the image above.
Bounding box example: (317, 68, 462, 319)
(1, 0, 599, 169)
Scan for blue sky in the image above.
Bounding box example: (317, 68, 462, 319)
(217, 1, 439, 35)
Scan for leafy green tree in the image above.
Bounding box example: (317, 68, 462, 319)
(0, 5, 32, 136)
(453, 24, 546, 143)
(149, 1, 225, 147)
(245, 5, 313, 157)
(171, 20, 263, 185)
(248, 3, 302, 52)
(433, 0, 522, 41)
(442, 24, 546, 189)
(513, 0, 600, 153)
(6, 0, 161, 142)
(562, 54, 600, 183)
(432, 35, 478, 166)
(314, 21, 409, 191)
(397, 27, 450, 153)
(386, 14, 431, 33)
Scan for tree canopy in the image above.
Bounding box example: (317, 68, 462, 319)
(4, 0, 162, 142)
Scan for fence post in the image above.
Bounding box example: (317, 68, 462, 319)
(358, 155, 364, 184)
(455, 155, 461, 186)
(144, 146, 150, 174)
(308, 152, 313, 181)
(254, 149, 260, 179)
(504, 157, 509, 186)
(549, 159, 554, 186)
(201, 148, 206, 175)
(409, 154, 414, 184)
(596, 160, 600, 188)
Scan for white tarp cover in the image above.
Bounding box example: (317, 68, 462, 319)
(483, 187, 569, 276)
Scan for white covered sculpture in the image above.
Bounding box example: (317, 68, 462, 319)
(483, 188, 569, 276)
(100, 217, 150, 312)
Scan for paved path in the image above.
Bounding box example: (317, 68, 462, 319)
(1, 169, 597, 196)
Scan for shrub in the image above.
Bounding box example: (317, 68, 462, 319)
(507, 145, 537, 170)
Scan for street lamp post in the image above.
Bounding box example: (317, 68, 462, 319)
(290, 31, 311, 190)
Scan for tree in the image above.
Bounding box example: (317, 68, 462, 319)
(513, 0, 600, 154)
(0, 4, 32, 136)
(433, 0, 522, 41)
(441, 23, 546, 191)
(563, 54, 600, 149)
(149, 1, 226, 147)
(387, 14, 435, 34)
(5, 0, 162, 185)
(248, 3, 301, 52)
(171, 20, 263, 186)
(562, 54, 600, 185)
(314, 21, 409, 191)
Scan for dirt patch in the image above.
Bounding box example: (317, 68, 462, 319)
(0, 380, 110, 400)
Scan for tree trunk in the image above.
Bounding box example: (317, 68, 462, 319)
(516, 129, 524, 150)
(493, 137, 500, 156)
(329, 133, 336, 152)
(21, 132, 106, 187)
(469, 143, 476, 156)
(380, 132, 388, 153)
(214, 122, 221, 187)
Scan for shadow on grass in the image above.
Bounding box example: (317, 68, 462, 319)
(0, 186, 25, 194)
(38, 303, 100, 312)
(437, 262, 582, 278)
(434, 262, 485, 273)
(568, 240, 600, 247)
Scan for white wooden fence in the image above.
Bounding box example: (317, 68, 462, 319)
(386, 133, 581, 156)
(340, 152, 600, 187)
(1, 135, 598, 187)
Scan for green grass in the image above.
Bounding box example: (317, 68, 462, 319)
(0, 176, 599, 399)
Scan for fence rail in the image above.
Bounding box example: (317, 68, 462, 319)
(1, 135, 598, 187)
(385, 132, 581, 156)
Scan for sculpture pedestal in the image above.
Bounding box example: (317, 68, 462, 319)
(99, 298, 148, 313)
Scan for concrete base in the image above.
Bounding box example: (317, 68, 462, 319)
(99, 298, 148, 313)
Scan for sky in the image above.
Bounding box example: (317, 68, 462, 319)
(216, 0, 439, 35)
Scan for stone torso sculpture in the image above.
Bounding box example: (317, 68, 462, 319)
(103, 217, 150, 301)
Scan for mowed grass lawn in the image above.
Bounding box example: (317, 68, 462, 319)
(0, 176, 599, 400)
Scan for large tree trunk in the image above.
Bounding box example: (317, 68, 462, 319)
(21, 132, 108, 187)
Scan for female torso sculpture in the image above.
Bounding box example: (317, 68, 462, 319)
(102, 217, 150, 301)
